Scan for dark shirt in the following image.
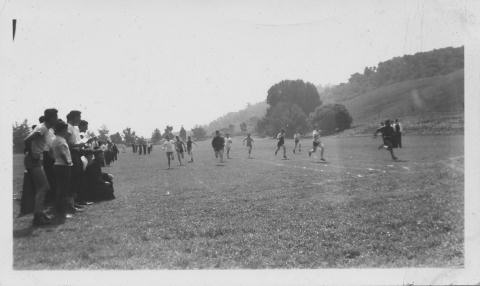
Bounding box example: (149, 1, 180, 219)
(376, 126, 395, 138)
(212, 136, 225, 151)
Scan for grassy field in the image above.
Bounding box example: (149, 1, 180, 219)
(12, 134, 464, 269)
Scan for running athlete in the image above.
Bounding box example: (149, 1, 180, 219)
(242, 133, 254, 159)
(374, 120, 398, 160)
(174, 136, 186, 166)
(162, 136, 176, 169)
(308, 128, 326, 161)
(211, 130, 225, 163)
(293, 132, 301, 153)
(274, 129, 287, 159)
(186, 136, 197, 163)
(225, 134, 233, 159)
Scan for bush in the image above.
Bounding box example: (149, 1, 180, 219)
(309, 104, 353, 134)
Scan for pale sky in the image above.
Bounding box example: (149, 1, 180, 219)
(0, 0, 466, 137)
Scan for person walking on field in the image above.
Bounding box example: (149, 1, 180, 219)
(274, 129, 288, 159)
(174, 136, 187, 166)
(293, 132, 301, 154)
(308, 128, 326, 161)
(162, 136, 176, 169)
(186, 136, 197, 163)
(242, 133, 254, 159)
(374, 119, 398, 161)
(225, 133, 233, 159)
(211, 130, 225, 163)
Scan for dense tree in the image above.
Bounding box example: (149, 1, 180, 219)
(87, 130, 96, 139)
(12, 119, 31, 153)
(266, 79, 322, 115)
(151, 128, 162, 144)
(164, 126, 173, 139)
(109, 132, 123, 144)
(191, 126, 207, 140)
(309, 104, 352, 134)
(97, 125, 110, 142)
(228, 124, 235, 134)
(122, 127, 136, 145)
(257, 103, 310, 137)
(239, 122, 247, 133)
(179, 126, 187, 141)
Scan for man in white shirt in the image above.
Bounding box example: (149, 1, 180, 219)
(24, 108, 58, 226)
(66, 110, 85, 213)
(225, 134, 233, 159)
(162, 136, 176, 169)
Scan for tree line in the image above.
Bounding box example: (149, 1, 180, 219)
(12, 122, 210, 153)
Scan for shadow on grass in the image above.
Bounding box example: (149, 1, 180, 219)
(13, 226, 34, 238)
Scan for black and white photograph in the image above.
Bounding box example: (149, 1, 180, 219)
(1, 0, 479, 285)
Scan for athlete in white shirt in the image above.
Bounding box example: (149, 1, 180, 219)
(225, 134, 233, 159)
(162, 137, 176, 169)
(308, 129, 326, 161)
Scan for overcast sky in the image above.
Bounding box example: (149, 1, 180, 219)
(1, 0, 466, 137)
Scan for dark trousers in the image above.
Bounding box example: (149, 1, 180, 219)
(43, 151, 56, 204)
(70, 150, 83, 207)
(54, 165, 71, 215)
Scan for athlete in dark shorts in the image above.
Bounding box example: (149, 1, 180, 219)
(186, 136, 197, 163)
(174, 136, 186, 166)
(374, 120, 398, 160)
(242, 133, 254, 159)
(211, 130, 225, 163)
(274, 129, 287, 159)
(293, 132, 301, 153)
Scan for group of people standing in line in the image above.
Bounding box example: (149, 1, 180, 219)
(21, 109, 116, 227)
(131, 142, 153, 155)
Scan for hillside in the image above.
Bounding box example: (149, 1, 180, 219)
(204, 102, 268, 134)
(320, 46, 464, 134)
(332, 69, 464, 134)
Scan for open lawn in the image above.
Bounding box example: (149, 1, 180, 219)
(12, 135, 464, 269)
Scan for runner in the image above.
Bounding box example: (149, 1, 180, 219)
(225, 133, 233, 159)
(242, 133, 254, 159)
(308, 128, 326, 161)
(174, 136, 187, 166)
(274, 129, 287, 159)
(186, 136, 197, 163)
(211, 130, 225, 163)
(293, 132, 301, 154)
(374, 119, 398, 160)
(162, 136, 176, 169)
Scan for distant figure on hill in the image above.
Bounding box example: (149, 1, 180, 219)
(242, 133, 254, 159)
(274, 129, 287, 159)
(394, 119, 403, 148)
(225, 133, 233, 159)
(374, 119, 398, 161)
(293, 132, 301, 154)
(211, 130, 225, 163)
(308, 128, 326, 161)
